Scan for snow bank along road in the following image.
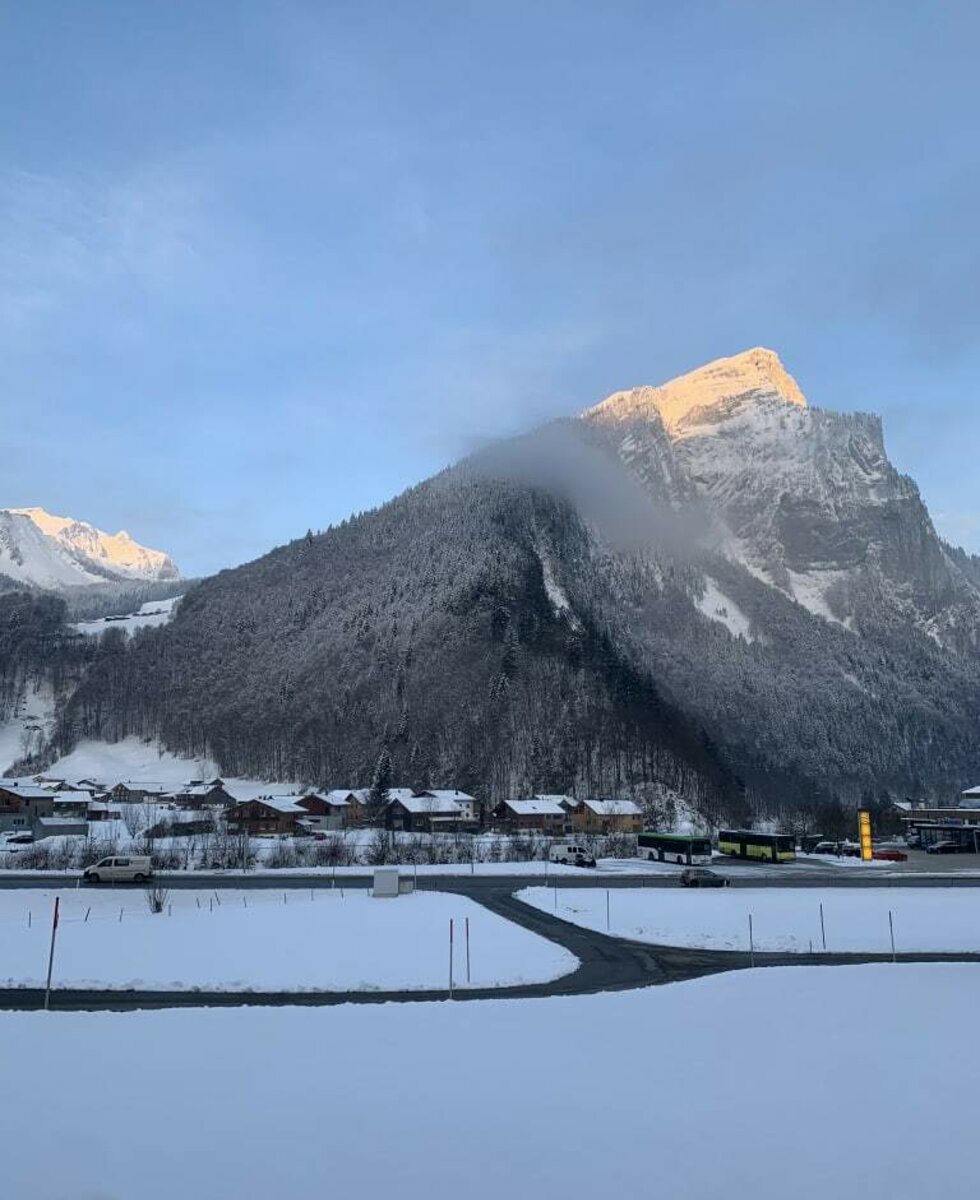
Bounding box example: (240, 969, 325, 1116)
(2, 965, 977, 1200)
(0, 876, 979, 1010)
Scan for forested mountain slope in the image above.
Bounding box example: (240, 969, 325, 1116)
(18, 348, 980, 816)
(57, 472, 746, 817)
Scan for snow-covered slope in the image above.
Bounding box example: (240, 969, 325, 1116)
(44, 736, 283, 801)
(0, 507, 179, 588)
(0, 681, 57, 774)
(71, 595, 182, 637)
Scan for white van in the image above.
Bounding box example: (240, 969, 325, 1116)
(83, 855, 153, 884)
(549, 841, 596, 868)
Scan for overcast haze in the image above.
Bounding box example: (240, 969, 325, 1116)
(2, 1, 978, 576)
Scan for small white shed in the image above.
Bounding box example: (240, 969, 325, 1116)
(373, 867, 401, 898)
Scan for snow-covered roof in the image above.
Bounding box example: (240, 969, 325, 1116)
(114, 781, 173, 795)
(0, 783, 52, 799)
(502, 798, 566, 816)
(416, 789, 476, 804)
(305, 791, 349, 807)
(582, 799, 642, 816)
(534, 793, 577, 807)
(960, 785, 980, 798)
(324, 790, 356, 805)
(36, 816, 87, 828)
(392, 795, 465, 815)
(251, 796, 307, 814)
(349, 787, 415, 804)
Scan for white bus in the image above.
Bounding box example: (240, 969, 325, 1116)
(637, 831, 712, 866)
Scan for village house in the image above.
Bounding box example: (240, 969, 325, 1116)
(572, 798, 643, 834)
(86, 799, 123, 822)
(324, 790, 361, 824)
(348, 787, 416, 824)
(0, 783, 56, 835)
(110, 781, 175, 803)
(50, 792, 92, 818)
(412, 789, 479, 824)
(225, 797, 306, 836)
(384, 793, 470, 834)
(74, 778, 106, 792)
(492, 797, 567, 833)
(172, 781, 237, 810)
(35, 816, 89, 839)
(539, 793, 579, 814)
(292, 791, 349, 831)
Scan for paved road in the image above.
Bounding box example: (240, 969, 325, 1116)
(4, 865, 980, 892)
(1, 880, 978, 1012)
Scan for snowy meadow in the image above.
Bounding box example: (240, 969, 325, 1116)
(520, 885, 980, 953)
(2, 964, 976, 1200)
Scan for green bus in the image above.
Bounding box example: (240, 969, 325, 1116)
(637, 831, 713, 866)
(717, 829, 796, 863)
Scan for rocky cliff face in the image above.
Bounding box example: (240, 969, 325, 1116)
(584, 348, 980, 648)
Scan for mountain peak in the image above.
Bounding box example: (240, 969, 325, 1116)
(0, 507, 180, 588)
(585, 347, 808, 436)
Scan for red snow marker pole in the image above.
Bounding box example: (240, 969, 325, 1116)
(449, 918, 454, 996)
(465, 916, 471, 984)
(44, 896, 60, 1012)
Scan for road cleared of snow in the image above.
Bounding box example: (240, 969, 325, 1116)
(0, 965, 976, 1200)
(518, 885, 980, 953)
(0, 888, 577, 991)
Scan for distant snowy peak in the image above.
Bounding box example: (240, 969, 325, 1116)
(0, 507, 179, 589)
(585, 347, 808, 438)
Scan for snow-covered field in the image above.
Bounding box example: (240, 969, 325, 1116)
(71, 595, 181, 637)
(1, 964, 975, 1200)
(519, 885, 980, 953)
(0, 888, 576, 991)
(41, 736, 283, 800)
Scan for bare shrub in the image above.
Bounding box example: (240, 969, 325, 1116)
(265, 840, 301, 869)
(144, 883, 170, 914)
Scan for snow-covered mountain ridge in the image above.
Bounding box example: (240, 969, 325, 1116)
(584, 348, 980, 647)
(0, 507, 180, 589)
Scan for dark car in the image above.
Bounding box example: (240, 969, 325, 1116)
(680, 868, 730, 888)
(926, 840, 962, 855)
(1, 832, 34, 849)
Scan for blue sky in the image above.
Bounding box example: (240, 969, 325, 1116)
(2, 1, 978, 576)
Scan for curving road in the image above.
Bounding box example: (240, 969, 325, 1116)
(1, 875, 979, 1011)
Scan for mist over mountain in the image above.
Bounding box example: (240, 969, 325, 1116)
(8, 349, 980, 821)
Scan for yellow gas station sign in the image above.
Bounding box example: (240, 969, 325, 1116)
(858, 809, 873, 861)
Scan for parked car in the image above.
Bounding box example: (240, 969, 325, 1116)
(926, 840, 962, 855)
(83, 855, 153, 883)
(872, 848, 908, 862)
(680, 868, 730, 888)
(812, 841, 841, 855)
(548, 841, 596, 868)
(1, 831, 34, 846)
